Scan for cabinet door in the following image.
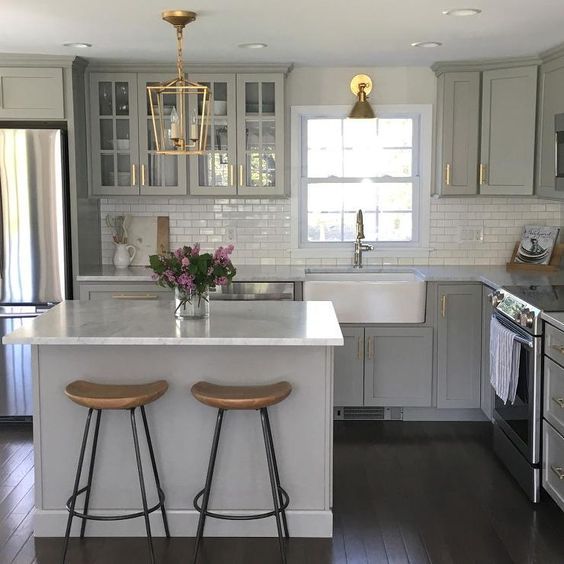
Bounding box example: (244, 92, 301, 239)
(481, 286, 495, 420)
(137, 74, 188, 196)
(437, 284, 482, 408)
(437, 72, 480, 195)
(89, 73, 140, 196)
(189, 74, 237, 196)
(479, 66, 537, 196)
(536, 56, 564, 199)
(0, 67, 64, 119)
(364, 327, 433, 407)
(334, 326, 364, 406)
(236, 74, 285, 196)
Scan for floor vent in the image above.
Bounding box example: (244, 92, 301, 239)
(334, 407, 403, 421)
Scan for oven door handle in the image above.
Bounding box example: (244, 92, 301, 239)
(491, 314, 534, 349)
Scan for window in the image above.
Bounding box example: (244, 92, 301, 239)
(293, 105, 431, 252)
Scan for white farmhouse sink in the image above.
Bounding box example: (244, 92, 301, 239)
(303, 271, 426, 324)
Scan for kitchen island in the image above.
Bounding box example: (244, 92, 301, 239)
(3, 300, 343, 538)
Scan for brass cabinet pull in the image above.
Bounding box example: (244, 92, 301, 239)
(131, 163, 136, 186)
(552, 344, 564, 355)
(479, 163, 487, 185)
(228, 164, 235, 186)
(239, 164, 244, 186)
(357, 336, 364, 360)
(556, 132, 559, 179)
(141, 164, 146, 186)
(366, 336, 374, 360)
(441, 295, 447, 318)
(111, 294, 159, 300)
(553, 397, 564, 408)
(444, 163, 451, 186)
(552, 465, 564, 480)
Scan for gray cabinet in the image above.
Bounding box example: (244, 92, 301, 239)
(89, 72, 187, 196)
(364, 327, 433, 407)
(437, 284, 482, 408)
(479, 66, 537, 196)
(481, 285, 495, 420)
(436, 72, 481, 195)
(334, 327, 364, 406)
(0, 67, 64, 119)
(536, 54, 564, 199)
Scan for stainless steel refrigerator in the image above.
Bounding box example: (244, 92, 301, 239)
(0, 128, 72, 420)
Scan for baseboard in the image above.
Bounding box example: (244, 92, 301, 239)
(402, 408, 489, 421)
(33, 509, 333, 538)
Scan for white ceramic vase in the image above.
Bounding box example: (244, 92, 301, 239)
(113, 243, 136, 268)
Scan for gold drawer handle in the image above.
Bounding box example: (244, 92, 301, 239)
(552, 465, 564, 480)
(553, 397, 564, 408)
(444, 163, 451, 186)
(479, 163, 487, 185)
(111, 294, 159, 300)
(357, 336, 363, 360)
(441, 295, 447, 318)
(366, 336, 374, 360)
(552, 344, 564, 355)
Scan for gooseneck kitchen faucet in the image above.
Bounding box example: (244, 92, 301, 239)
(353, 210, 374, 268)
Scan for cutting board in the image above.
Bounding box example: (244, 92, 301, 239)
(125, 215, 169, 266)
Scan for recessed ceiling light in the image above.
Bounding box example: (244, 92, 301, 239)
(63, 42, 92, 48)
(442, 8, 482, 16)
(238, 42, 268, 49)
(411, 41, 443, 48)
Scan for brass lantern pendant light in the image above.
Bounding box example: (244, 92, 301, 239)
(349, 74, 376, 119)
(147, 10, 211, 155)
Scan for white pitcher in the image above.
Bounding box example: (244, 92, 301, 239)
(113, 243, 136, 268)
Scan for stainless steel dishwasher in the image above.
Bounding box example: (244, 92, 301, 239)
(211, 282, 296, 301)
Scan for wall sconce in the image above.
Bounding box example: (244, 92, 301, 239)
(349, 74, 375, 119)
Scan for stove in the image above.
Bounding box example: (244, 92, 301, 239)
(489, 284, 564, 335)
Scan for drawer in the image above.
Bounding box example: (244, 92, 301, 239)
(545, 323, 564, 367)
(79, 284, 171, 301)
(544, 357, 564, 436)
(543, 421, 564, 511)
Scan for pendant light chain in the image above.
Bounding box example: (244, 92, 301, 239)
(176, 27, 184, 80)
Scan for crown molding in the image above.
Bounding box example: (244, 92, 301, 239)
(540, 42, 564, 64)
(0, 53, 82, 68)
(85, 61, 294, 75)
(432, 55, 541, 75)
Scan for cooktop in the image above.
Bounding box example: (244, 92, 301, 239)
(503, 285, 564, 312)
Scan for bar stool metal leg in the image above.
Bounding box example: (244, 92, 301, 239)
(193, 408, 225, 564)
(263, 408, 289, 539)
(80, 409, 102, 538)
(260, 408, 287, 564)
(62, 408, 93, 563)
(140, 405, 171, 538)
(130, 408, 155, 564)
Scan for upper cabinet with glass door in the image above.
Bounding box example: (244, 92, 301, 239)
(89, 73, 140, 196)
(236, 74, 284, 196)
(188, 74, 237, 195)
(137, 73, 187, 196)
(89, 72, 188, 196)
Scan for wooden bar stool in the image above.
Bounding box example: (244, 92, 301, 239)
(62, 380, 170, 564)
(191, 381, 292, 564)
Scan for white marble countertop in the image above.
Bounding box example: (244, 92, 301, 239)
(2, 300, 344, 346)
(77, 264, 564, 290)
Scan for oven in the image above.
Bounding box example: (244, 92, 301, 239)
(490, 308, 542, 502)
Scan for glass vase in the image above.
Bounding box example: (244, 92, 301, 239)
(174, 287, 209, 319)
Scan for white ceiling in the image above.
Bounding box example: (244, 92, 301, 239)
(2, 0, 564, 66)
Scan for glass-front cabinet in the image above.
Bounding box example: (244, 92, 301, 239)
(188, 74, 237, 195)
(236, 74, 284, 196)
(89, 72, 187, 196)
(89, 71, 284, 197)
(90, 74, 140, 196)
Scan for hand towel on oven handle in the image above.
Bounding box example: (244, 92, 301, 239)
(490, 316, 521, 404)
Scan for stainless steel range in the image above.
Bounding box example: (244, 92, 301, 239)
(489, 286, 545, 502)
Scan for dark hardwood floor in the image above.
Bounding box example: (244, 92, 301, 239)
(2, 421, 564, 563)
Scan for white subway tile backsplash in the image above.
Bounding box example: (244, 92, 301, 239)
(100, 196, 564, 266)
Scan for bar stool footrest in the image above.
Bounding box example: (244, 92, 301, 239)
(193, 486, 289, 521)
(65, 485, 166, 522)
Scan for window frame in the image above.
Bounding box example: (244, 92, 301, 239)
(290, 104, 432, 258)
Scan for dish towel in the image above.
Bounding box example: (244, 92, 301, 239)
(490, 316, 521, 404)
